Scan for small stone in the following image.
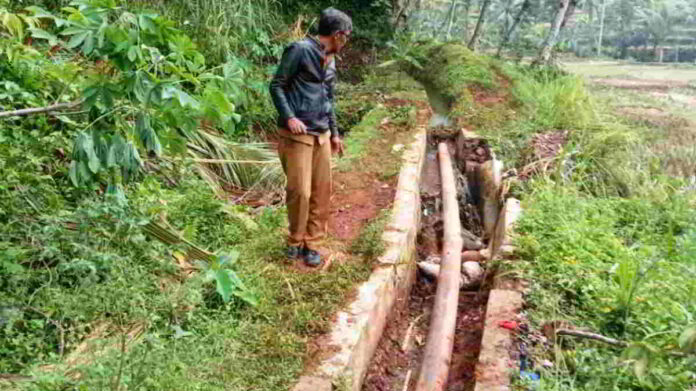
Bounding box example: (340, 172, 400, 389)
(500, 245, 517, 256)
(425, 255, 442, 264)
(417, 262, 440, 280)
(542, 359, 554, 368)
(480, 248, 491, 260)
(462, 261, 484, 281)
(392, 144, 404, 152)
(461, 250, 485, 263)
(462, 229, 483, 250)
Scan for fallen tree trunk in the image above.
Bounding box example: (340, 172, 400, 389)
(0, 100, 82, 118)
(415, 143, 463, 391)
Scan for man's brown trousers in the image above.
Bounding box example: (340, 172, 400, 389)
(278, 129, 331, 251)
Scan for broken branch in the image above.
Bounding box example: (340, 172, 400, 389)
(556, 329, 627, 347)
(0, 100, 82, 118)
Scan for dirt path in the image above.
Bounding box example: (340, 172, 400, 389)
(330, 101, 431, 243)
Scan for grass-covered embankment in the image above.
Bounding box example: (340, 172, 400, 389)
(406, 42, 696, 390)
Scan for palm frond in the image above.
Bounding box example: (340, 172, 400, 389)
(182, 127, 284, 199)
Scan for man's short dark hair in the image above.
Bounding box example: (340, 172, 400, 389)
(318, 8, 352, 36)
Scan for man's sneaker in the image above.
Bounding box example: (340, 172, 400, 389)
(303, 249, 322, 267)
(286, 246, 303, 260)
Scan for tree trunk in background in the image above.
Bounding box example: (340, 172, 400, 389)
(392, 0, 414, 30)
(561, 0, 577, 29)
(468, 0, 492, 50)
(463, 0, 471, 41)
(532, 0, 572, 66)
(496, 0, 531, 57)
(445, 0, 458, 40)
(596, 0, 606, 56)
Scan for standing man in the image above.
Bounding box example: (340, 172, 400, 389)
(270, 8, 352, 267)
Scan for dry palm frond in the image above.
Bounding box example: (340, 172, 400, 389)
(142, 220, 215, 262)
(182, 127, 284, 200)
(275, 14, 315, 43)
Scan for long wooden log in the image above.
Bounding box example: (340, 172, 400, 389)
(415, 143, 464, 391)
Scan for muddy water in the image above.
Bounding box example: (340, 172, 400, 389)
(423, 83, 452, 128)
(362, 137, 489, 391)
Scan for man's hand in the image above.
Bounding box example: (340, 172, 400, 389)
(287, 117, 307, 135)
(331, 135, 344, 157)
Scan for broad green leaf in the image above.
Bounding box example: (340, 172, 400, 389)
(28, 27, 59, 46)
(214, 269, 234, 303)
(106, 143, 117, 168)
(138, 14, 157, 33)
(93, 131, 108, 166)
(66, 31, 88, 49)
(2, 13, 24, 39)
(87, 147, 100, 174)
(60, 25, 87, 36)
(77, 160, 92, 184)
(25, 6, 55, 19)
(69, 160, 79, 186)
(233, 289, 258, 307)
(82, 33, 94, 55)
(106, 182, 127, 205)
(136, 112, 161, 156)
(127, 45, 137, 62)
(217, 251, 239, 267)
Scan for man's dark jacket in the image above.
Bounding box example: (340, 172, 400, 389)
(270, 37, 338, 137)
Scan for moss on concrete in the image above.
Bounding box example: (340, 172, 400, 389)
(405, 43, 502, 116)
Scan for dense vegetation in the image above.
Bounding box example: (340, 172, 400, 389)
(2, 0, 695, 390)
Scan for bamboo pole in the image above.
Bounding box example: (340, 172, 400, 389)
(415, 143, 463, 391)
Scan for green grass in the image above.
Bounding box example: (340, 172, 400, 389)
(336, 106, 390, 172)
(350, 210, 391, 259)
(1, 165, 374, 390)
(499, 67, 696, 391)
(508, 183, 696, 390)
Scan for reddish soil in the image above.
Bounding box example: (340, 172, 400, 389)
(362, 278, 487, 391)
(529, 130, 570, 160)
(471, 86, 506, 106)
(330, 101, 431, 242)
(519, 130, 570, 180)
(446, 293, 487, 391)
(330, 176, 396, 241)
(362, 278, 434, 391)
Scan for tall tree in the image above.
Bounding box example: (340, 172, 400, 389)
(392, 0, 414, 29)
(532, 0, 574, 66)
(468, 0, 493, 50)
(445, 0, 459, 39)
(496, 0, 532, 57)
(596, 0, 607, 56)
(463, 0, 472, 40)
(638, 3, 682, 62)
